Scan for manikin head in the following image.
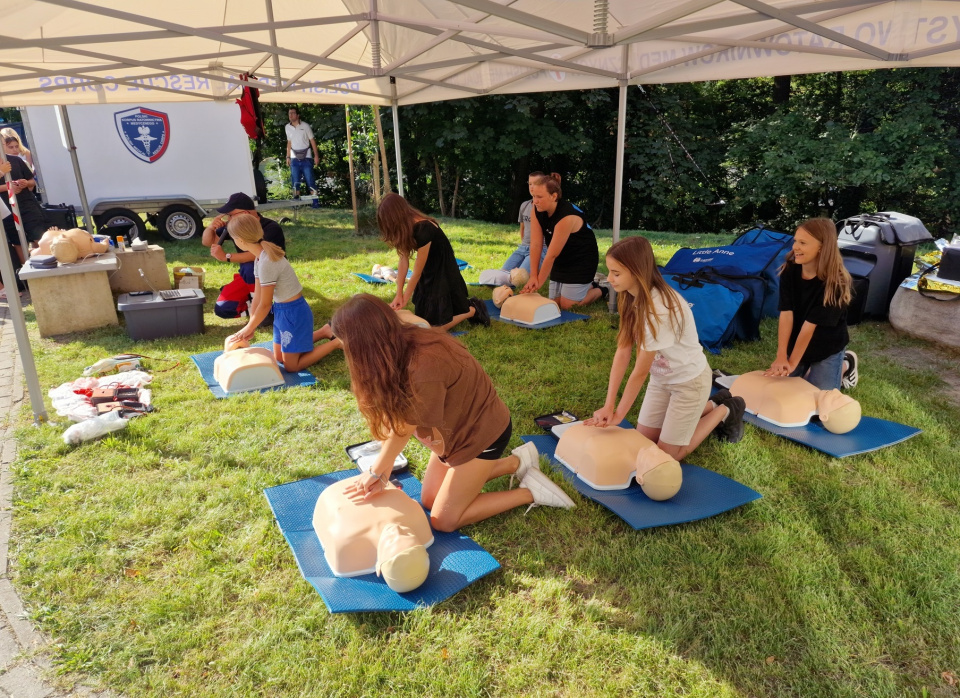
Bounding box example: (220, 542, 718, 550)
(816, 389, 862, 434)
(376, 523, 430, 593)
(509, 267, 529, 288)
(634, 445, 682, 500)
(492, 285, 514, 308)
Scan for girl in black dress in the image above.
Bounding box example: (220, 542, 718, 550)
(377, 193, 487, 330)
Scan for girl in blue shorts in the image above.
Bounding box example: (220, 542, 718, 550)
(226, 215, 341, 371)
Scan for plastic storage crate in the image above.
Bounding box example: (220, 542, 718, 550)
(117, 289, 206, 340)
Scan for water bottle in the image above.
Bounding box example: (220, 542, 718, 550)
(607, 285, 618, 314)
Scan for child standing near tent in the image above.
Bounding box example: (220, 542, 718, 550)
(378, 193, 488, 330)
(585, 236, 745, 459)
(765, 218, 858, 390)
(225, 215, 341, 372)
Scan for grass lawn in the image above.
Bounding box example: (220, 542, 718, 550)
(9, 208, 960, 697)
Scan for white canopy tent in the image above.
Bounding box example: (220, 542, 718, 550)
(2, 0, 960, 420)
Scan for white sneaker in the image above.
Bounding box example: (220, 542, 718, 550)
(841, 350, 859, 389)
(520, 469, 575, 514)
(509, 441, 540, 489)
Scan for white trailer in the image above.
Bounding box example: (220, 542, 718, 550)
(25, 102, 256, 241)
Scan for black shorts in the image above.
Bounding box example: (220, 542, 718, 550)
(477, 418, 513, 461)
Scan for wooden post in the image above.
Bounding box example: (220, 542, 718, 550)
(345, 105, 359, 234)
(373, 105, 392, 193)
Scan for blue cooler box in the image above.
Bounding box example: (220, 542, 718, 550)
(117, 289, 206, 340)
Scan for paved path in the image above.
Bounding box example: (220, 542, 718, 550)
(0, 300, 117, 698)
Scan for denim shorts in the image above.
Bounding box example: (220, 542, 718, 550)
(272, 295, 315, 354)
(791, 348, 845, 390)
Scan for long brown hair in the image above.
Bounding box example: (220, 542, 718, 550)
(227, 214, 285, 262)
(377, 193, 438, 256)
(782, 218, 852, 307)
(606, 236, 685, 349)
(331, 294, 459, 439)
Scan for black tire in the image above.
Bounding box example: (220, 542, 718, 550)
(94, 207, 147, 240)
(158, 204, 203, 242)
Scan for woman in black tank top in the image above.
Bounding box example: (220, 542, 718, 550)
(522, 173, 602, 309)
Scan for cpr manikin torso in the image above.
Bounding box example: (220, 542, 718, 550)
(730, 371, 861, 433)
(500, 294, 561, 325)
(555, 423, 683, 500)
(213, 336, 284, 393)
(313, 475, 434, 592)
(33, 228, 110, 263)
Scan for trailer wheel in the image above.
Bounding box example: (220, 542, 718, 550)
(94, 208, 147, 239)
(158, 204, 202, 241)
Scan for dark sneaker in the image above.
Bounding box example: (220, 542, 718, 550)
(713, 396, 746, 444)
(841, 351, 859, 389)
(468, 297, 490, 326)
(711, 388, 732, 406)
(591, 280, 609, 303)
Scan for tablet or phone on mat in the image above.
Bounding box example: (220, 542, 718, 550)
(534, 410, 579, 432)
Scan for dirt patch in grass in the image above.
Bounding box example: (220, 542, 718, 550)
(877, 327, 960, 408)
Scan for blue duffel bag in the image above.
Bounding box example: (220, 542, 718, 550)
(661, 268, 753, 354)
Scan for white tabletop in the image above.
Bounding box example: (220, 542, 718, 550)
(18, 250, 119, 281)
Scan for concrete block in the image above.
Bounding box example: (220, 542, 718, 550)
(0, 580, 44, 650)
(0, 663, 53, 697)
(25, 273, 118, 338)
(0, 621, 21, 668)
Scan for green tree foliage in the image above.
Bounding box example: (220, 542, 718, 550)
(260, 68, 960, 235)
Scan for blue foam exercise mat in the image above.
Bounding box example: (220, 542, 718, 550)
(264, 469, 501, 613)
(353, 271, 412, 284)
(520, 435, 761, 530)
(190, 341, 317, 399)
(484, 299, 589, 329)
(742, 413, 921, 458)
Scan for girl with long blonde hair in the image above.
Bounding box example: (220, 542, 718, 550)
(226, 214, 340, 371)
(765, 218, 857, 389)
(585, 236, 745, 459)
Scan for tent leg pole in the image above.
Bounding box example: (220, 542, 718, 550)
(56, 106, 95, 234)
(612, 79, 627, 245)
(391, 79, 404, 198)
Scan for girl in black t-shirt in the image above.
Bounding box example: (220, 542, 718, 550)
(765, 218, 857, 390)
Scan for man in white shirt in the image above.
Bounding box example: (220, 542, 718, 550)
(284, 106, 319, 199)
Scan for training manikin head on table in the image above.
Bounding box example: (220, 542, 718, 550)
(313, 475, 433, 592)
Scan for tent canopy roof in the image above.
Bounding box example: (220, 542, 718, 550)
(2, 0, 958, 107)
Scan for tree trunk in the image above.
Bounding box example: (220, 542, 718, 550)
(345, 106, 359, 234)
(773, 75, 791, 106)
(451, 168, 460, 218)
(372, 145, 382, 205)
(433, 157, 447, 216)
(373, 105, 392, 194)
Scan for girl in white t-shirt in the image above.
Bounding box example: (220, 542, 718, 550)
(226, 215, 340, 372)
(585, 236, 745, 459)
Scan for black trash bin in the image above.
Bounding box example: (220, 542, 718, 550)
(838, 212, 932, 318)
